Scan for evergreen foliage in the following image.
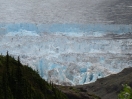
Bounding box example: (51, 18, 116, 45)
(0, 54, 67, 99)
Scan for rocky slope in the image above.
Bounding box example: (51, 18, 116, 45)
(75, 67, 132, 99)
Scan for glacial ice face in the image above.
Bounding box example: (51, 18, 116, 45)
(6, 30, 39, 36)
(0, 23, 132, 85)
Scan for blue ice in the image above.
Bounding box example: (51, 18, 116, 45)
(80, 68, 87, 73)
(0, 23, 132, 35)
(89, 74, 93, 81)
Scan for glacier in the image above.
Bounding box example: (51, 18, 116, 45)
(0, 23, 132, 85)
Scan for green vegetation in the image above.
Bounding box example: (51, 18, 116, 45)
(0, 52, 68, 99)
(57, 85, 101, 99)
(118, 84, 132, 99)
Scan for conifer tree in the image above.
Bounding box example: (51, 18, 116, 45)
(16, 56, 23, 99)
(0, 54, 68, 99)
(6, 51, 10, 77)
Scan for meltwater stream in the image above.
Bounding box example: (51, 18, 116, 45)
(0, 23, 132, 85)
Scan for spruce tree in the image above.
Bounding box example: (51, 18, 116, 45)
(6, 51, 10, 78)
(16, 56, 23, 99)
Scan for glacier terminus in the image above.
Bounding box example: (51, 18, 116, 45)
(0, 23, 132, 85)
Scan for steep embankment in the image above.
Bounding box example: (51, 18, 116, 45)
(58, 67, 132, 99)
(57, 85, 101, 99)
(75, 67, 132, 99)
(0, 54, 68, 99)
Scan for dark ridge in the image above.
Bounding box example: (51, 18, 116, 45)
(0, 54, 68, 99)
(76, 67, 132, 99)
(57, 85, 101, 99)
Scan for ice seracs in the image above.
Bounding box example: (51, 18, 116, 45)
(0, 23, 132, 85)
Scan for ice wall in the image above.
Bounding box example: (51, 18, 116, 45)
(0, 23, 132, 85)
(0, 23, 132, 35)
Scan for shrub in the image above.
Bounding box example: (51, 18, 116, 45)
(118, 84, 132, 99)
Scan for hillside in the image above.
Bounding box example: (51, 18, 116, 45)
(75, 67, 132, 99)
(57, 67, 132, 99)
(0, 53, 68, 99)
